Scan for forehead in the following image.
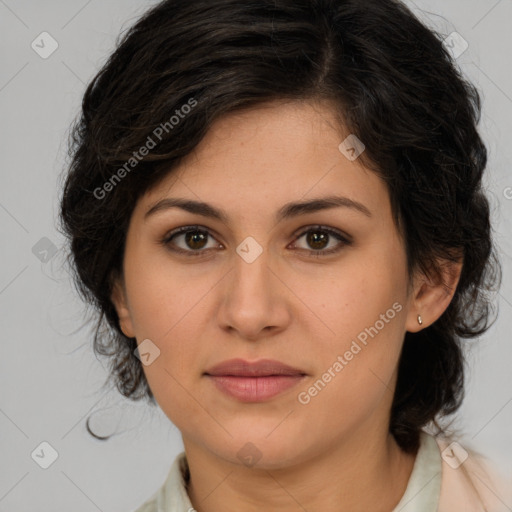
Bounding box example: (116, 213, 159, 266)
(136, 99, 389, 224)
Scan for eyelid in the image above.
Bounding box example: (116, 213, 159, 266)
(291, 225, 352, 255)
(161, 224, 223, 254)
(293, 224, 352, 243)
(161, 224, 352, 257)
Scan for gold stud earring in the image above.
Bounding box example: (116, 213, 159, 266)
(417, 314, 423, 325)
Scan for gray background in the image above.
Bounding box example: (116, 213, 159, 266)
(0, 1, 511, 510)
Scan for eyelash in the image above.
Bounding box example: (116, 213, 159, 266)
(160, 225, 352, 258)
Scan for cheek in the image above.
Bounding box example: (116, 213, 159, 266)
(299, 254, 408, 397)
(123, 245, 210, 340)
(123, 255, 216, 375)
(306, 258, 405, 341)
(141, 357, 209, 437)
(294, 305, 406, 441)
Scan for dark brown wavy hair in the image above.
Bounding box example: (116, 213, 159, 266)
(59, 0, 501, 452)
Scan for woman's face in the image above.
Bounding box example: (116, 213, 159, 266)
(113, 100, 422, 468)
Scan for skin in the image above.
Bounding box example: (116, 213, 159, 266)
(112, 99, 462, 512)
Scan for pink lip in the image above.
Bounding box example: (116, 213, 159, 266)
(204, 358, 306, 402)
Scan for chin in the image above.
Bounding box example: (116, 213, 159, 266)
(210, 430, 310, 470)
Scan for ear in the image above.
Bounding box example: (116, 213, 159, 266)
(110, 276, 135, 338)
(405, 256, 463, 333)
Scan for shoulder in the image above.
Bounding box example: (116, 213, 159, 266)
(131, 451, 191, 512)
(432, 433, 512, 512)
(132, 489, 158, 512)
(132, 494, 157, 512)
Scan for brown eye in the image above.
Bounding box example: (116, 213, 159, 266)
(305, 231, 329, 250)
(161, 224, 351, 259)
(183, 230, 209, 250)
(293, 226, 351, 256)
(162, 226, 221, 256)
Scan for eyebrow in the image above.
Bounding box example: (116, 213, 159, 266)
(144, 195, 372, 223)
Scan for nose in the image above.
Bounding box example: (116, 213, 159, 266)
(217, 244, 291, 342)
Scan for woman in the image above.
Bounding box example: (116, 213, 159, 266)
(59, 0, 511, 510)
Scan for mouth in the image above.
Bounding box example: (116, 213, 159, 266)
(204, 358, 307, 402)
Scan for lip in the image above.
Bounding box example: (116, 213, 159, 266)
(204, 358, 307, 402)
(205, 358, 306, 377)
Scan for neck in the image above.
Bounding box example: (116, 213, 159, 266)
(184, 427, 417, 512)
